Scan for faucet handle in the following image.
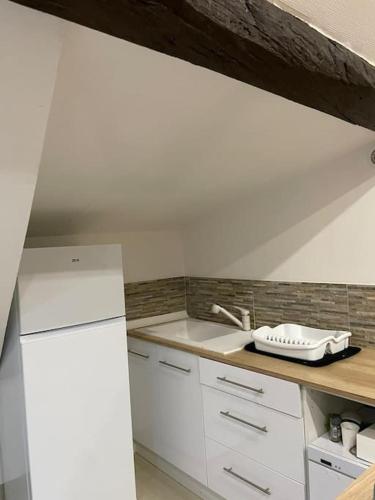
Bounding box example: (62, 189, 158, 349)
(233, 306, 250, 316)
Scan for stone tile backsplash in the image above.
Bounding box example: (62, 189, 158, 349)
(187, 278, 375, 347)
(125, 277, 186, 321)
(348, 286, 375, 348)
(251, 281, 350, 332)
(125, 276, 375, 348)
(186, 277, 255, 328)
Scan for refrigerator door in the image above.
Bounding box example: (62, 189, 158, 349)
(18, 245, 125, 335)
(20, 317, 136, 500)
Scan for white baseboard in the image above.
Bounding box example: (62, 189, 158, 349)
(134, 442, 222, 500)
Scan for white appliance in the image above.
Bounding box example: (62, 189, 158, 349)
(0, 245, 136, 500)
(357, 423, 375, 462)
(308, 433, 370, 500)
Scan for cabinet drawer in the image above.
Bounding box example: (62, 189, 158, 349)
(206, 439, 306, 500)
(202, 386, 305, 482)
(157, 345, 199, 377)
(199, 357, 302, 417)
(127, 337, 157, 362)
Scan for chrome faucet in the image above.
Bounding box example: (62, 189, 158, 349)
(211, 304, 251, 331)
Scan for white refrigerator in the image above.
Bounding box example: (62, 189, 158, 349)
(0, 245, 136, 500)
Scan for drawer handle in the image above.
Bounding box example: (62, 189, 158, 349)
(216, 376, 264, 394)
(223, 467, 271, 495)
(220, 410, 268, 433)
(128, 349, 150, 360)
(159, 360, 191, 373)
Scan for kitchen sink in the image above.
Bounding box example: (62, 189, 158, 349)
(136, 318, 252, 355)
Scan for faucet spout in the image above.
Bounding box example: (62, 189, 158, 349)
(211, 304, 251, 331)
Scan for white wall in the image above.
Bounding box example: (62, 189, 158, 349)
(0, 1, 63, 353)
(27, 144, 375, 287)
(183, 143, 375, 284)
(25, 231, 185, 283)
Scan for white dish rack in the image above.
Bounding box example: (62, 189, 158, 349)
(252, 324, 351, 361)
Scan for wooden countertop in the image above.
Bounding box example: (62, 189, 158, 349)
(128, 329, 375, 406)
(338, 464, 375, 500)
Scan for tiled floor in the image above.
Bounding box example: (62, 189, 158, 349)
(135, 455, 201, 500)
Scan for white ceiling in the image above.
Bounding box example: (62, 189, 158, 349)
(28, 23, 375, 237)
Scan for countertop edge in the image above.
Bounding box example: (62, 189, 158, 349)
(127, 329, 375, 406)
(337, 463, 375, 500)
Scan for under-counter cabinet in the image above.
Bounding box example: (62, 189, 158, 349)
(202, 385, 305, 482)
(199, 357, 302, 417)
(128, 339, 207, 486)
(199, 358, 305, 499)
(128, 338, 159, 452)
(206, 439, 305, 500)
(128, 338, 306, 499)
(155, 345, 207, 485)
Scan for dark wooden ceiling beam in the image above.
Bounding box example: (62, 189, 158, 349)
(12, 0, 375, 130)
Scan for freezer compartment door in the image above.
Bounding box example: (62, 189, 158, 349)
(18, 245, 125, 335)
(21, 317, 136, 500)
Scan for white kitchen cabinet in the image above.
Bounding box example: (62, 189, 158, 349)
(128, 337, 306, 497)
(127, 340, 207, 486)
(155, 346, 207, 485)
(127, 338, 158, 452)
(206, 438, 305, 500)
(199, 357, 302, 417)
(202, 385, 305, 482)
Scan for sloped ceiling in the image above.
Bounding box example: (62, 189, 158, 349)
(28, 23, 375, 237)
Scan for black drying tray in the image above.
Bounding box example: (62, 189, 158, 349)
(244, 343, 361, 367)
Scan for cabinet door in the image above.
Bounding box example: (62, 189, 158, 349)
(155, 346, 207, 486)
(127, 338, 158, 452)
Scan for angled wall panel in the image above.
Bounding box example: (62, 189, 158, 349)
(0, 0, 64, 356)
